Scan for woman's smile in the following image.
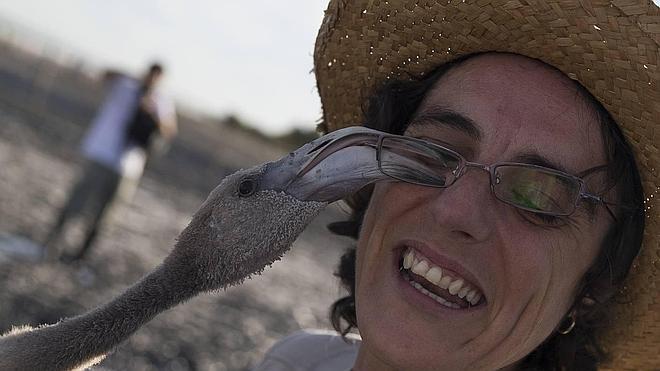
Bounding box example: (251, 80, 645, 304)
(399, 246, 485, 308)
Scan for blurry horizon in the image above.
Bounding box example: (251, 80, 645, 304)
(0, 1, 328, 135)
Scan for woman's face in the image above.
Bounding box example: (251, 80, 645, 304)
(353, 54, 613, 371)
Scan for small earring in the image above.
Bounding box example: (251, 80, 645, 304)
(558, 313, 576, 335)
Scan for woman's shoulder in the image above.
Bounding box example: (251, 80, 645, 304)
(253, 329, 361, 371)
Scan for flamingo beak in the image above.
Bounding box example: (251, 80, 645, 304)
(256, 126, 391, 202)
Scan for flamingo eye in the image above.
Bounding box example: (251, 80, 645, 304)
(238, 177, 258, 197)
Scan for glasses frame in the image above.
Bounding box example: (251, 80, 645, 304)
(374, 135, 617, 219)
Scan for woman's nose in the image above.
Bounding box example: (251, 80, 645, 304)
(426, 168, 496, 243)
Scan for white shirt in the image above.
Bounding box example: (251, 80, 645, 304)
(253, 329, 361, 371)
(81, 75, 176, 173)
(81, 76, 140, 171)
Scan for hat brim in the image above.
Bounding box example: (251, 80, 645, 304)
(314, 0, 659, 369)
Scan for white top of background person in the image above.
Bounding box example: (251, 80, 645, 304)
(81, 63, 176, 179)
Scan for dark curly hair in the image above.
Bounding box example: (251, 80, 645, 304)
(327, 52, 645, 371)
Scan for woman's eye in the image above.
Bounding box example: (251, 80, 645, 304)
(510, 188, 544, 211)
(509, 188, 567, 226)
(526, 212, 563, 225)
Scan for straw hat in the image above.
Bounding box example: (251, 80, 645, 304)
(313, 0, 659, 369)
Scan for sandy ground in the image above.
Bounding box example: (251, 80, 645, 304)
(0, 104, 355, 370)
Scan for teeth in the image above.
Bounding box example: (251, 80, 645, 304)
(411, 260, 430, 276)
(438, 276, 452, 289)
(458, 286, 470, 299)
(401, 248, 484, 306)
(403, 249, 414, 269)
(425, 267, 443, 285)
(406, 277, 460, 309)
(448, 279, 464, 295)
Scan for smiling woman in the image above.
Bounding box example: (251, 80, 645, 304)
(329, 52, 644, 371)
(254, 0, 658, 370)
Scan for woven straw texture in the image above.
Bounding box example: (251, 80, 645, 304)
(314, 0, 659, 369)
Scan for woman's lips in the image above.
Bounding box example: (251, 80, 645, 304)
(401, 247, 484, 307)
(391, 239, 488, 311)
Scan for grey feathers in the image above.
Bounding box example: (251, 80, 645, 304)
(172, 167, 326, 291)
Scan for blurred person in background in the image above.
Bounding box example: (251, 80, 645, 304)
(43, 62, 177, 262)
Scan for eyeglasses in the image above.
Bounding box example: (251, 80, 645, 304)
(375, 135, 616, 219)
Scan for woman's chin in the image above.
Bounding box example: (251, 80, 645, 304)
(354, 258, 493, 370)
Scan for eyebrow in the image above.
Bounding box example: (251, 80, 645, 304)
(512, 152, 571, 175)
(409, 107, 482, 141)
(409, 107, 578, 175)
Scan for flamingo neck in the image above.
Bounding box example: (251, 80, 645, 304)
(0, 260, 201, 370)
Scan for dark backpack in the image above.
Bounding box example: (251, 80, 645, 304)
(126, 106, 158, 149)
(125, 88, 158, 149)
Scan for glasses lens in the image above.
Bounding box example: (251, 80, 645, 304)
(493, 165, 581, 215)
(379, 137, 460, 187)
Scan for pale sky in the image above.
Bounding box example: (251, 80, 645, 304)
(0, 1, 329, 135)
